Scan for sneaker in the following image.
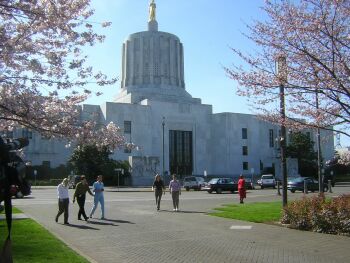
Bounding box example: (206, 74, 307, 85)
(55, 216, 58, 223)
(173, 208, 176, 211)
(175, 208, 178, 212)
(100, 217, 105, 220)
(78, 218, 82, 220)
(64, 222, 69, 225)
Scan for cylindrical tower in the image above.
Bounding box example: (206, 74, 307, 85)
(120, 1, 185, 91)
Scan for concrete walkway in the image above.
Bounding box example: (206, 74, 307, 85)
(13, 187, 350, 263)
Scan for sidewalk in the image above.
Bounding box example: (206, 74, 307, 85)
(14, 188, 350, 263)
(0, 213, 29, 220)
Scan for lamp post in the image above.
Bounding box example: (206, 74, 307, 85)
(276, 55, 288, 207)
(315, 85, 323, 193)
(162, 117, 165, 177)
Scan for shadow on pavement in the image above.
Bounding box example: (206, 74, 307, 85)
(62, 223, 99, 230)
(100, 218, 135, 224)
(159, 209, 206, 214)
(87, 220, 118, 226)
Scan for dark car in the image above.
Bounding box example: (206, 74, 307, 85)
(287, 177, 328, 193)
(244, 178, 255, 190)
(12, 179, 31, 198)
(203, 178, 237, 194)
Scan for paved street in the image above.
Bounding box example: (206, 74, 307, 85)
(12, 185, 350, 263)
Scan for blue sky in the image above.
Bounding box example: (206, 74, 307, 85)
(84, 0, 348, 147)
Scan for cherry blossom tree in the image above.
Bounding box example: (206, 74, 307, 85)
(0, 0, 124, 149)
(225, 0, 350, 137)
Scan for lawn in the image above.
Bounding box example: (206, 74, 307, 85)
(209, 201, 283, 223)
(0, 214, 89, 263)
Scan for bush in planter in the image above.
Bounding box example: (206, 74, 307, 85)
(281, 194, 350, 235)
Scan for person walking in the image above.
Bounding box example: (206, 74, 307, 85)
(152, 174, 165, 211)
(238, 174, 246, 204)
(55, 178, 70, 224)
(89, 175, 105, 219)
(73, 175, 94, 221)
(169, 174, 181, 212)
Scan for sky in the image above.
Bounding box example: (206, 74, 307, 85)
(83, 0, 349, 147)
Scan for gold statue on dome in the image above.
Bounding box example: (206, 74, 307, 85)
(149, 0, 156, 21)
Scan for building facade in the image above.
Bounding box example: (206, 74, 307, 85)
(21, 1, 334, 185)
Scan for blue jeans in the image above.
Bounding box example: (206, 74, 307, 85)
(90, 193, 104, 218)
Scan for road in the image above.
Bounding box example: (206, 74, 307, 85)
(12, 185, 350, 263)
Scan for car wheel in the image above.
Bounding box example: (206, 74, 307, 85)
(261, 186, 264, 189)
(16, 192, 24, 198)
(185, 187, 190, 191)
(323, 185, 329, 192)
(207, 190, 212, 194)
(216, 188, 222, 194)
(290, 189, 296, 193)
(198, 185, 202, 191)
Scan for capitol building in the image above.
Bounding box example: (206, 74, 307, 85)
(22, 1, 334, 185)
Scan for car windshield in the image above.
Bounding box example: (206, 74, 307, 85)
(184, 177, 195, 182)
(262, 175, 274, 179)
(196, 178, 204, 182)
(291, 178, 306, 183)
(208, 179, 219, 184)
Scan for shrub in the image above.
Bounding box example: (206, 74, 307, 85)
(281, 194, 350, 235)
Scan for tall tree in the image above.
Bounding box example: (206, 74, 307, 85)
(286, 132, 318, 176)
(225, 0, 350, 137)
(0, 0, 123, 148)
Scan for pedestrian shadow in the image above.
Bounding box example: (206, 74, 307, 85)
(159, 209, 206, 214)
(87, 220, 118, 226)
(100, 218, 135, 224)
(63, 223, 99, 230)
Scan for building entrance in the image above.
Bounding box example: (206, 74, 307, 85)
(169, 130, 193, 178)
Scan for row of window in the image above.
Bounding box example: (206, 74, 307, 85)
(1, 129, 33, 139)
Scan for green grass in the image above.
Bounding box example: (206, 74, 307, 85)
(209, 201, 283, 223)
(12, 206, 22, 214)
(0, 219, 89, 263)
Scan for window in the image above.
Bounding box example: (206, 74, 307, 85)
(269, 129, 274, 147)
(22, 128, 32, 139)
(124, 147, 131, 153)
(242, 146, 248, 156)
(306, 132, 311, 140)
(124, 121, 131, 134)
(242, 128, 247, 139)
(243, 162, 248, 171)
(1, 130, 13, 139)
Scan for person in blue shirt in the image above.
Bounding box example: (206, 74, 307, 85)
(89, 175, 105, 219)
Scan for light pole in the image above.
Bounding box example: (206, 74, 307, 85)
(276, 55, 288, 207)
(315, 86, 323, 193)
(162, 117, 165, 178)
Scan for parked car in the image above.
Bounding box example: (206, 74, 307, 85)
(203, 178, 237, 194)
(287, 177, 328, 193)
(12, 179, 31, 198)
(244, 178, 255, 190)
(68, 175, 81, 189)
(258, 174, 276, 189)
(183, 176, 205, 191)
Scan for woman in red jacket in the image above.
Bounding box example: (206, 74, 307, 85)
(238, 175, 246, 204)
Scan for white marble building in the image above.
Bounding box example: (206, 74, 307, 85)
(22, 1, 334, 185)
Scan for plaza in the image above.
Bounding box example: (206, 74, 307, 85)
(13, 186, 350, 263)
